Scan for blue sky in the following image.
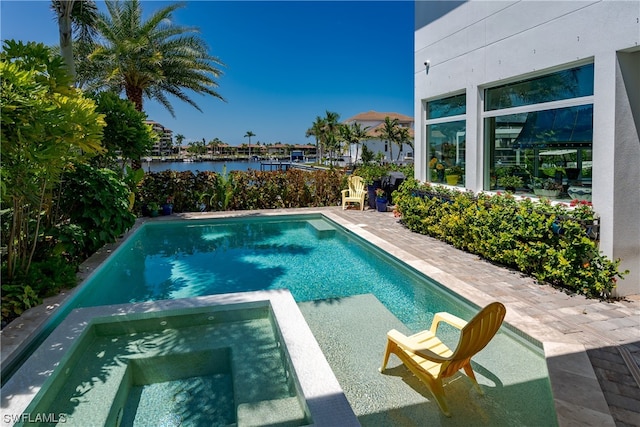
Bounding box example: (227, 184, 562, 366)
(1, 1, 414, 146)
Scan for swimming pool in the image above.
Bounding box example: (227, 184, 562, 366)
(61, 215, 478, 332)
(3, 213, 557, 425)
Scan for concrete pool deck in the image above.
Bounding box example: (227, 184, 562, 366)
(1, 206, 639, 426)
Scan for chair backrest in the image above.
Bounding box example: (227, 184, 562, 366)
(442, 302, 506, 377)
(350, 176, 365, 195)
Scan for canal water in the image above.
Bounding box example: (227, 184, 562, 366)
(146, 160, 261, 174)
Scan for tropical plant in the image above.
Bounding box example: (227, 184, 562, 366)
(208, 137, 223, 157)
(355, 164, 389, 185)
(306, 117, 326, 163)
(394, 182, 627, 298)
(397, 126, 413, 153)
(91, 91, 156, 169)
(340, 122, 370, 166)
(446, 165, 464, 176)
(78, 0, 225, 167)
(377, 116, 400, 162)
(83, 0, 225, 114)
(205, 166, 235, 211)
(56, 164, 136, 257)
(530, 177, 562, 191)
(360, 144, 375, 164)
(323, 111, 342, 166)
(147, 201, 160, 212)
(174, 134, 185, 157)
(0, 40, 105, 280)
(497, 175, 524, 190)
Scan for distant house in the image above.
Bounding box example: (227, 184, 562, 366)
(265, 144, 316, 160)
(342, 111, 414, 164)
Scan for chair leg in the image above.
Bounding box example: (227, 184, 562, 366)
(463, 363, 484, 395)
(379, 339, 396, 372)
(428, 378, 451, 417)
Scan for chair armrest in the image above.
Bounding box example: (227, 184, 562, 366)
(429, 311, 467, 334)
(387, 329, 450, 362)
(341, 189, 349, 195)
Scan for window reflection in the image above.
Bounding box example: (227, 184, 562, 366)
(485, 64, 594, 111)
(427, 120, 466, 185)
(484, 105, 593, 195)
(427, 94, 466, 119)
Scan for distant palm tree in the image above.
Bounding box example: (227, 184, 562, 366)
(209, 137, 222, 157)
(377, 116, 399, 162)
(320, 111, 341, 166)
(175, 133, 185, 158)
(83, 0, 225, 115)
(340, 122, 370, 166)
(244, 131, 255, 158)
(306, 116, 326, 163)
(395, 126, 412, 161)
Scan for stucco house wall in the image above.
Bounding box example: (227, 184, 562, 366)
(414, 1, 639, 296)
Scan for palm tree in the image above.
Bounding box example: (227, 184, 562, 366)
(244, 131, 255, 159)
(320, 111, 341, 166)
(51, 0, 98, 81)
(209, 137, 222, 158)
(174, 133, 185, 159)
(84, 0, 225, 115)
(377, 116, 399, 163)
(306, 116, 326, 163)
(340, 122, 370, 166)
(395, 126, 412, 161)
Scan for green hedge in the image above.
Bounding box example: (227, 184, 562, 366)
(394, 179, 627, 298)
(135, 168, 347, 214)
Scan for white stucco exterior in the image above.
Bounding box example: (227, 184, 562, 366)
(414, 1, 639, 296)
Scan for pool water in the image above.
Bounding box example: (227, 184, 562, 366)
(73, 215, 473, 332)
(23, 305, 309, 427)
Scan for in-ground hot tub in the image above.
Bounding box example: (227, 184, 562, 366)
(1, 290, 358, 427)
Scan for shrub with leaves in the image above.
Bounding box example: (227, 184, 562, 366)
(56, 164, 135, 257)
(394, 180, 627, 298)
(136, 168, 345, 214)
(0, 40, 105, 281)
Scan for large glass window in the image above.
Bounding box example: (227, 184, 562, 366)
(485, 64, 594, 111)
(426, 94, 466, 186)
(483, 64, 594, 199)
(427, 93, 466, 119)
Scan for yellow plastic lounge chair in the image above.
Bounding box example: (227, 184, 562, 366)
(380, 302, 506, 416)
(341, 175, 366, 210)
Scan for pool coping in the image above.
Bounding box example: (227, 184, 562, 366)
(1, 289, 359, 427)
(0, 207, 621, 426)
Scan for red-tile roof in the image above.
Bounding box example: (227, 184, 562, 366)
(344, 111, 413, 123)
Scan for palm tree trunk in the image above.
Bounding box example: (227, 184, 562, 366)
(126, 85, 144, 169)
(56, 0, 76, 81)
